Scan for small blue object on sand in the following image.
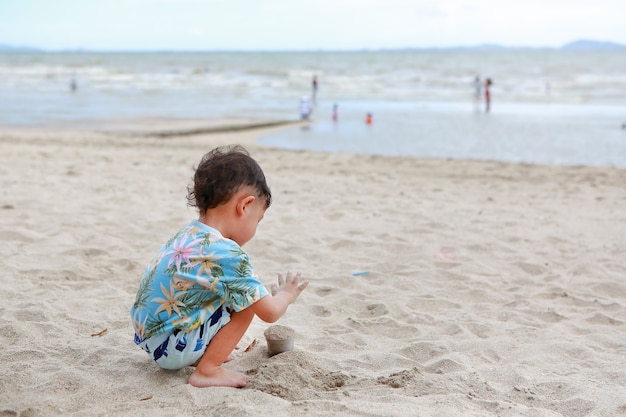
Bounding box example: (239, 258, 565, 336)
(352, 271, 371, 276)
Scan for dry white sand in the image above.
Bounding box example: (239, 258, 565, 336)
(1, 119, 625, 417)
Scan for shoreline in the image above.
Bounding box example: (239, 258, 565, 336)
(1, 118, 625, 416)
(0, 116, 305, 134)
(2, 115, 626, 169)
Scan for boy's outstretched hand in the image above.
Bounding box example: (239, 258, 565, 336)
(252, 271, 309, 322)
(271, 271, 309, 303)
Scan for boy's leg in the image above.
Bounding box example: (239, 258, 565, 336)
(188, 308, 255, 388)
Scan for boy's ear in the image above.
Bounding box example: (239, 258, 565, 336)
(237, 195, 256, 216)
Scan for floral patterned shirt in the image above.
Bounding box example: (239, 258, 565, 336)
(130, 220, 268, 340)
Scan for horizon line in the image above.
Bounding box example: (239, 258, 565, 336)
(2, 39, 625, 53)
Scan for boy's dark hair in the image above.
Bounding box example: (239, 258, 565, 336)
(187, 145, 272, 212)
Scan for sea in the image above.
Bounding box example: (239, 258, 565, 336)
(1, 50, 625, 167)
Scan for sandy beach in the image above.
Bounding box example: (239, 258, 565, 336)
(1, 119, 625, 417)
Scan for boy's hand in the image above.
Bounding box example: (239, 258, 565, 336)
(252, 271, 309, 323)
(271, 271, 309, 303)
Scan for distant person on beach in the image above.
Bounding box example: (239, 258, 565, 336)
(312, 75, 318, 103)
(485, 78, 493, 112)
(332, 103, 338, 122)
(130, 145, 309, 388)
(473, 76, 481, 108)
(366, 113, 373, 125)
(70, 78, 77, 93)
(299, 96, 311, 120)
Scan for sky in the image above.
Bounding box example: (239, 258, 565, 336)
(1, 0, 625, 51)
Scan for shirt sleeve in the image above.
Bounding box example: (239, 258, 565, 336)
(214, 248, 269, 312)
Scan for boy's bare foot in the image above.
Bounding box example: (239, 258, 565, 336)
(188, 366, 247, 388)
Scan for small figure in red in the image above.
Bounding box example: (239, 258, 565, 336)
(484, 78, 493, 113)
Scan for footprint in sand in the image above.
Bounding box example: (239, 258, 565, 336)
(308, 305, 332, 317)
(314, 286, 336, 297)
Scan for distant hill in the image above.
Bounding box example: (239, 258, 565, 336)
(461, 40, 626, 51)
(414, 39, 626, 52)
(561, 39, 626, 50)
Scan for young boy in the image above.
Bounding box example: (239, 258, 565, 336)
(130, 145, 309, 388)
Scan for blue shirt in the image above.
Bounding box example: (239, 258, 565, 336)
(130, 220, 268, 340)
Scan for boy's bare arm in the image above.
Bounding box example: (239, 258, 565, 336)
(250, 271, 309, 323)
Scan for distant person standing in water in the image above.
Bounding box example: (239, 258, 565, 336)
(473, 76, 481, 109)
(332, 103, 338, 122)
(70, 78, 77, 93)
(299, 96, 311, 120)
(311, 76, 318, 104)
(484, 78, 493, 113)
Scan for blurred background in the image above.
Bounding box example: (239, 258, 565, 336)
(1, 0, 625, 165)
